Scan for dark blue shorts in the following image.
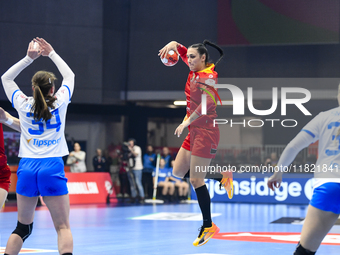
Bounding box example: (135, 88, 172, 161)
(310, 182, 340, 214)
(16, 157, 68, 197)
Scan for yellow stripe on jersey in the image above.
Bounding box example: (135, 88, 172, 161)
(197, 64, 215, 74)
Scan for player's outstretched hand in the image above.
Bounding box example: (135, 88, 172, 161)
(27, 40, 41, 60)
(159, 41, 179, 59)
(35, 37, 54, 56)
(174, 119, 189, 138)
(267, 172, 283, 191)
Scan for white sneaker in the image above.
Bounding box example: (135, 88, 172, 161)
(116, 193, 123, 198)
(124, 193, 129, 198)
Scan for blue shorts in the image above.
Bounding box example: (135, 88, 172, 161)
(310, 182, 340, 214)
(16, 157, 68, 197)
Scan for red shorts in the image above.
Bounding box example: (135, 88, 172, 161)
(182, 126, 220, 159)
(0, 165, 11, 192)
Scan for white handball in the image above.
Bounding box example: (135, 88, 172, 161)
(160, 50, 179, 66)
(33, 42, 38, 50)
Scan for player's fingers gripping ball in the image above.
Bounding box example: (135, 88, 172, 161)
(161, 50, 179, 66)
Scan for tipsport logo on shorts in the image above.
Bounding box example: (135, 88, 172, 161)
(193, 78, 337, 128)
(27, 137, 61, 147)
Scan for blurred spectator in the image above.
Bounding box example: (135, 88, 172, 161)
(103, 149, 113, 173)
(117, 142, 135, 198)
(117, 161, 130, 198)
(142, 145, 156, 199)
(126, 138, 145, 203)
(263, 152, 279, 173)
(93, 148, 107, 172)
(66, 142, 87, 173)
(162, 147, 173, 168)
(264, 152, 279, 167)
(169, 160, 189, 200)
(108, 143, 121, 167)
(153, 158, 174, 200)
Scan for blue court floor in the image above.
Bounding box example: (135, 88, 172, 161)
(1, 202, 340, 254)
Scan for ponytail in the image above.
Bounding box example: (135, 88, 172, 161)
(32, 85, 51, 121)
(189, 40, 224, 68)
(203, 40, 224, 67)
(31, 71, 57, 121)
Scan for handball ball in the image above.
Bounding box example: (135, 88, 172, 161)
(161, 50, 179, 66)
(33, 42, 39, 50)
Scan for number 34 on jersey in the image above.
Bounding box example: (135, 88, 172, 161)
(26, 109, 61, 135)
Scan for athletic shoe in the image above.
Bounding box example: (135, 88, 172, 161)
(193, 222, 220, 247)
(116, 193, 123, 198)
(138, 197, 145, 204)
(220, 170, 234, 199)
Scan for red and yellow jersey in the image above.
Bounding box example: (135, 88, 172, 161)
(0, 124, 7, 169)
(177, 44, 218, 129)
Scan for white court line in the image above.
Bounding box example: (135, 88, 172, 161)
(0, 247, 57, 253)
(183, 253, 233, 255)
(131, 212, 221, 221)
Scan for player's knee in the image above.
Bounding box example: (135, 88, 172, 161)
(190, 178, 204, 188)
(12, 221, 33, 242)
(294, 242, 316, 255)
(54, 222, 70, 232)
(172, 169, 186, 179)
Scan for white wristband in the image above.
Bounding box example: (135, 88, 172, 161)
(5, 118, 13, 125)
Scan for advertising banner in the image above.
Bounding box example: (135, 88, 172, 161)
(65, 173, 116, 204)
(191, 173, 314, 204)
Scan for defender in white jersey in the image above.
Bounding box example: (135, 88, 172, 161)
(268, 87, 340, 255)
(1, 38, 74, 255)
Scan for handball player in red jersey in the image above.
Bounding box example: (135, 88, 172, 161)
(0, 122, 12, 209)
(159, 40, 233, 246)
(0, 108, 20, 208)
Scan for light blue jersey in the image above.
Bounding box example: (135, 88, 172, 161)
(301, 107, 340, 188)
